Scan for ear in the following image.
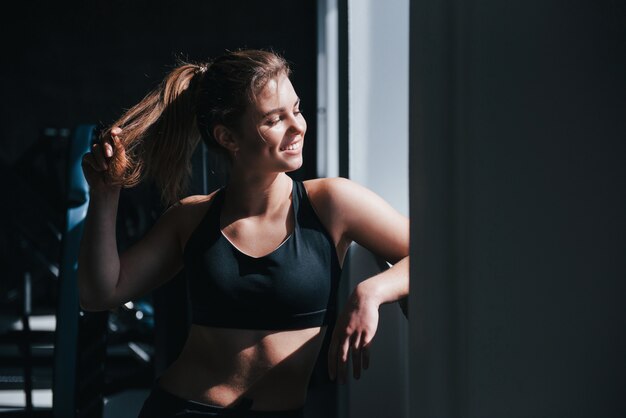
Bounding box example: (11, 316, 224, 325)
(212, 124, 239, 154)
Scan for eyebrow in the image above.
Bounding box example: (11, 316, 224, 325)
(261, 98, 301, 118)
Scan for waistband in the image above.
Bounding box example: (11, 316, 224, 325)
(142, 383, 305, 418)
(192, 307, 334, 330)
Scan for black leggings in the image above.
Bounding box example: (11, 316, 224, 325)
(137, 384, 305, 418)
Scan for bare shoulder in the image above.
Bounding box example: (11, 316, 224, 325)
(302, 176, 352, 195)
(304, 177, 408, 263)
(302, 176, 370, 208)
(301, 178, 354, 263)
(301, 177, 369, 231)
(167, 189, 220, 214)
(175, 195, 211, 213)
(301, 177, 339, 214)
(162, 188, 222, 246)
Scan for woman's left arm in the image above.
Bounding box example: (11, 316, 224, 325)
(322, 177, 409, 384)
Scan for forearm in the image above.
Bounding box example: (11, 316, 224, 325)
(77, 187, 122, 309)
(355, 256, 409, 307)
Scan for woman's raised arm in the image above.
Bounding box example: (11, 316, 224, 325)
(77, 128, 184, 311)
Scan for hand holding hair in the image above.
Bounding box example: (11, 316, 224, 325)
(81, 126, 126, 192)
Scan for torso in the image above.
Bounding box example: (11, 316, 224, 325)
(158, 177, 349, 411)
(158, 325, 327, 410)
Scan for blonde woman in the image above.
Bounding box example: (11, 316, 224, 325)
(79, 49, 409, 418)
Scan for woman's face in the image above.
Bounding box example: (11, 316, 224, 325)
(232, 73, 307, 174)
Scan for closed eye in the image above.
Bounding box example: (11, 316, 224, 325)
(265, 109, 303, 127)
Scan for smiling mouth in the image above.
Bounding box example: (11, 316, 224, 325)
(280, 142, 301, 151)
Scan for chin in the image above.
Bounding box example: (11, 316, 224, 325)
(280, 154, 303, 171)
(283, 164, 303, 174)
(280, 162, 303, 174)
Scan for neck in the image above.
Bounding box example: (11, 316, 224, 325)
(223, 171, 292, 217)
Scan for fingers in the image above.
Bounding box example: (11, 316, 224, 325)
(351, 333, 362, 380)
(86, 127, 123, 169)
(81, 152, 97, 170)
(91, 143, 109, 170)
(107, 128, 128, 176)
(338, 336, 350, 384)
(362, 342, 371, 370)
(108, 127, 124, 153)
(81, 126, 125, 183)
(104, 141, 113, 157)
(327, 327, 350, 383)
(328, 297, 379, 383)
(329, 330, 367, 383)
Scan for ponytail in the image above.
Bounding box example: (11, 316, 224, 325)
(103, 62, 205, 206)
(102, 49, 291, 207)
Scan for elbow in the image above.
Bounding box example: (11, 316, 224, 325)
(79, 299, 104, 312)
(77, 269, 118, 312)
(79, 295, 108, 312)
(78, 289, 116, 312)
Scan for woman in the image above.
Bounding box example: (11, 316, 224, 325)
(78, 49, 409, 418)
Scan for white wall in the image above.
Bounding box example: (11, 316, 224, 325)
(346, 1, 410, 417)
(348, 0, 409, 216)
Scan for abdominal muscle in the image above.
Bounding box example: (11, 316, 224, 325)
(157, 324, 327, 411)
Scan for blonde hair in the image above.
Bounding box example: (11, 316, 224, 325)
(103, 49, 290, 206)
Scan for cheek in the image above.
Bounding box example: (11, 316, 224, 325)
(245, 124, 270, 147)
(255, 130, 277, 148)
(245, 132, 279, 158)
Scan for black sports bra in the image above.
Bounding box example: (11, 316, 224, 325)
(183, 179, 343, 330)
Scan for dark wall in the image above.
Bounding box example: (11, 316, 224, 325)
(410, 1, 625, 417)
(0, 2, 324, 414)
(1, 0, 317, 179)
(0, 0, 318, 303)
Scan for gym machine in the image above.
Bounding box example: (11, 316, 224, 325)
(0, 125, 158, 417)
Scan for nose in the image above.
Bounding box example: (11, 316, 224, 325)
(287, 112, 306, 135)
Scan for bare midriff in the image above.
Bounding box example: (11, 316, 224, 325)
(157, 324, 327, 411)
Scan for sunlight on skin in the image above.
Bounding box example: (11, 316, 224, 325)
(158, 325, 327, 410)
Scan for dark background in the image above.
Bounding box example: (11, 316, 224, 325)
(0, 0, 318, 175)
(0, 0, 319, 288)
(0, 1, 331, 416)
